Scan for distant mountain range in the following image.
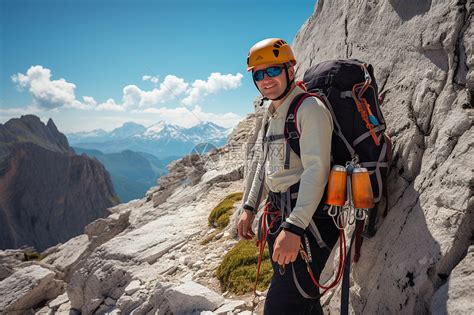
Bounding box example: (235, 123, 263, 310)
(67, 121, 233, 158)
(73, 147, 179, 203)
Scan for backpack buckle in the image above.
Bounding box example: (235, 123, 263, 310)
(287, 131, 299, 139)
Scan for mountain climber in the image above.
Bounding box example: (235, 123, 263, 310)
(237, 38, 340, 314)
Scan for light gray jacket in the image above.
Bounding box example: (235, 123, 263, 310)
(243, 86, 333, 231)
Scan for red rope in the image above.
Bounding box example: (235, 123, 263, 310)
(254, 203, 281, 294)
(300, 225, 346, 295)
(254, 204, 348, 298)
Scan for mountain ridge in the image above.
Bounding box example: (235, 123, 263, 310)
(67, 120, 233, 158)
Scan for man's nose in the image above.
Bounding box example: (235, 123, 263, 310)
(262, 73, 273, 82)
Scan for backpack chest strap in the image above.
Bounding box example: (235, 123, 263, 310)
(263, 134, 285, 143)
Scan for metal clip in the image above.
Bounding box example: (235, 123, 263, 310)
(355, 208, 367, 221)
(328, 205, 338, 217)
(362, 63, 371, 84)
(279, 264, 285, 275)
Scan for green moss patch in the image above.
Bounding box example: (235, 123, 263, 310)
(208, 192, 243, 229)
(24, 251, 45, 261)
(216, 239, 272, 294)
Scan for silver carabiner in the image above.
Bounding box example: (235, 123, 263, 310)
(328, 205, 339, 217)
(355, 208, 367, 221)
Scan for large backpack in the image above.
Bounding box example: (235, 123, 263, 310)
(283, 59, 392, 314)
(284, 59, 392, 254)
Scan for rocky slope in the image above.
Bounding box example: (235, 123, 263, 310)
(0, 115, 119, 251)
(0, 111, 261, 314)
(293, 0, 473, 313)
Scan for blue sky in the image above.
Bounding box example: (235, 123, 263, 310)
(0, 0, 316, 132)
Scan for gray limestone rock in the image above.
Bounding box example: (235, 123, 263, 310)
(0, 265, 64, 314)
(159, 281, 225, 314)
(431, 246, 474, 314)
(292, 0, 473, 313)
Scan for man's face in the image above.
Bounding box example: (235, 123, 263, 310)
(253, 63, 294, 100)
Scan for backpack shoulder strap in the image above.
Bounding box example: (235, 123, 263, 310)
(284, 92, 324, 158)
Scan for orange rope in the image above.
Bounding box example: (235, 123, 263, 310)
(352, 82, 380, 146)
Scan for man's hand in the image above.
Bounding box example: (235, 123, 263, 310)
(237, 210, 255, 240)
(272, 229, 301, 265)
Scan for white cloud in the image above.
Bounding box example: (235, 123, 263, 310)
(82, 96, 97, 107)
(10, 66, 127, 112)
(96, 98, 125, 112)
(11, 65, 78, 109)
(0, 105, 44, 120)
(182, 72, 243, 106)
(123, 75, 188, 108)
(10, 66, 244, 121)
(142, 75, 160, 84)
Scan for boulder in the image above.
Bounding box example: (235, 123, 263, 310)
(160, 281, 225, 314)
(0, 265, 64, 314)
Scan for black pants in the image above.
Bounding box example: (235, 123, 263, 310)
(263, 195, 340, 315)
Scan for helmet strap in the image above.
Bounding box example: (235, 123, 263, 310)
(271, 64, 294, 101)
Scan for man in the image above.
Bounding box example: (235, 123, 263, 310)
(237, 38, 340, 314)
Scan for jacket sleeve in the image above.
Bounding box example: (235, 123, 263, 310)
(242, 114, 268, 214)
(284, 96, 333, 231)
(240, 105, 266, 214)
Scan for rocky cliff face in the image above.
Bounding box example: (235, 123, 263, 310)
(293, 0, 473, 313)
(0, 115, 119, 251)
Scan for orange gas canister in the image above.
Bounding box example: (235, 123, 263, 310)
(351, 167, 375, 209)
(325, 165, 347, 206)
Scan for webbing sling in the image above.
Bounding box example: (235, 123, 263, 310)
(340, 234, 354, 315)
(340, 220, 363, 315)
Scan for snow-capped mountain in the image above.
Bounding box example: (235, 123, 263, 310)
(109, 122, 146, 139)
(67, 121, 233, 158)
(138, 121, 188, 141)
(184, 121, 233, 142)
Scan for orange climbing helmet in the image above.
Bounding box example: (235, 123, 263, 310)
(246, 38, 297, 71)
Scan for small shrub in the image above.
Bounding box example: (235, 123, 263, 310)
(216, 239, 272, 294)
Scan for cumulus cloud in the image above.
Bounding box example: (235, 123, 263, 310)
(123, 75, 188, 108)
(10, 66, 127, 112)
(11, 65, 78, 109)
(96, 98, 125, 112)
(182, 72, 243, 106)
(10, 66, 243, 118)
(142, 75, 160, 84)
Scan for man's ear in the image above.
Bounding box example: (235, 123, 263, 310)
(288, 66, 295, 81)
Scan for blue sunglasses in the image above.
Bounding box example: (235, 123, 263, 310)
(252, 66, 284, 81)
